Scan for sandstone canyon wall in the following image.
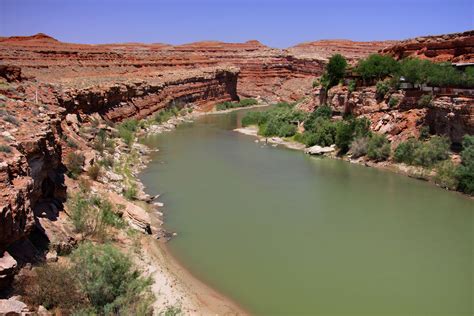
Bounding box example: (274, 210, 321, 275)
(1, 31, 472, 288)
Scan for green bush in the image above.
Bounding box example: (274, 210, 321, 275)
(71, 242, 154, 314)
(355, 54, 400, 82)
(67, 190, 124, 238)
(394, 138, 421, 164)
(302, 118, 337, 147)
(348, 80, 356, 93)
(413, 136, 450, 167)
(118, 119, 139, 147)
(216, 98, 258, 111)
(66, 152, 85, 179)
(335, 121, 355, 153)
(0, 144, 11, 153)
(434, 160, 459, 190)
(419, 126, 430, 140)
(3, 114, 19, 126)
(418, 94, 433, 107)
(124, 184, 137, 200)
(367, 134, 391, 161)
(239, 98, 258, 106)
(304, 105, 332, 131)
(388, 96, 399, 107)
(350, 137, 369, 158)
(457, 135, 474, 195)
(154, 109, 174, 123)
(375, 81, 389, 98)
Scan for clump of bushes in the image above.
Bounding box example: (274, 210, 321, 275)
(118, 119, 139, 146)
(66, 152, 85, 179)
(67, 189, 124, 238)
(350, 137, 369, 158)
(242, 104, 305, 138)
(87, 163, 101, 181)
(154, 108, 175, 123)
(0, 144, 11, 153)
(367, 134, 391, 161)
(216, 98, 258, 111)
(375, 80, 390, 99)
(418, 94, 433, 107)
(16, 242, 154, 314)
(388, 96, 399, 107)
(457, 135, 474, 194)
(434, 160, 459, 190)
(394, 136, 450, 167)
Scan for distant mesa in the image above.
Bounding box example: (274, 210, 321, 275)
(0, 32, 58, 43)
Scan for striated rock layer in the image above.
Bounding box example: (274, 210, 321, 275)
(381, 30, 474, 63)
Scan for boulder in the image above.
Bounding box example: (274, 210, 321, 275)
(304, 145, 335, 155)
(0, 251, 17, 290)
(0, 298, 28, 315)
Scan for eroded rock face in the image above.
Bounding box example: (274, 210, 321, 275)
(304, 85, 473, 145)
(0, 251, 17, 289)
(0, 34, 389, 103)
(381, 30, 474, 63)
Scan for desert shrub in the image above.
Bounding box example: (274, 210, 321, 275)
(393, 138, 421, 164)
(124, 184, 137, 200)
(3, 114, 19, 126)
(348, 80, 356, 93)
(66, 152, 85, 179)
(0, 144, 11, 153)
(413, 136, 450, 167)
(14, 264, 86, 311)
(335, 121, 354, 153)
(277, 123, 297, 137)
(419, 126, 430, 140)
(367, 134, 391, 161)
(375, 81, 389, 98)
(388, 96, 399, 107)
(98, 156, 114, 168)
(66, 137, 78, 148)
(302, 118, 337, 147)
(334, 117, 371, 153)
(67, 190, 124, 238)
(162, 305, 182, 316)
(355, 54, 400, 82)
(457, 135, 474, 195)
(216, 98, 258, 110)
(418, 94, 433, 107)
(304, 105, 332, 131)
(241, 111, 264, 127)
(71, 242, 154, 314)
(154, 109, 174, 123)
(87, 164, 101, 181)
(350, 137, 369, 158)
(118, 119, 139, 146)
(434, 160, 459, 190)
(239, 98, 258, 106)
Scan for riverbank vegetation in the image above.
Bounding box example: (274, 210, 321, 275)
(242, 102, 474, 195)
(15, 242, 154, 315)
(216, 98, 258, 110)
(355, 53, 474, 88)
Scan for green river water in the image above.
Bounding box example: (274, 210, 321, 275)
(140, 108, 473, 316)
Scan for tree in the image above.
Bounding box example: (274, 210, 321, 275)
(457, 135, 474, 194)
(325, 54, 347, 88)
(356, 54, 400, 82)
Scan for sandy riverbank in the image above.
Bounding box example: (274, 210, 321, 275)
(133, 106, 262, 315)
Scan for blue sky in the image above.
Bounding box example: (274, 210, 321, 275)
(0, 0, 473, 48)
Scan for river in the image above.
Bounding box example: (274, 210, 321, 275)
(140, 108, 473, 315)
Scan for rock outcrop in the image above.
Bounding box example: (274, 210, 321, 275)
(381, 30, 474, 63)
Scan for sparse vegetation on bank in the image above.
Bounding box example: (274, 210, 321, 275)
(15, 242, 154, 315)
(216, 98, 258, 110)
